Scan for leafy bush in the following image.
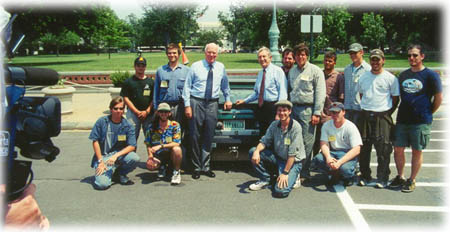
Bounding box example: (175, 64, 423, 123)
(110, 70, 131, 87)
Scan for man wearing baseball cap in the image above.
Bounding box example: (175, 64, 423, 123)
(248, 100, 305, 198)
(343, 43, 371, 126)
(144, 102, 183, 185)
(311, 102, 362, 187)
(356, 49, 400, 188)
(120, 56, 154, 144)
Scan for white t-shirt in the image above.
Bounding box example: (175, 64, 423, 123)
(320, 119, 363, 152)
(357, 70, 400, 112)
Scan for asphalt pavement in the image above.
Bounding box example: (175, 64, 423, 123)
(17, 88, 449, 231)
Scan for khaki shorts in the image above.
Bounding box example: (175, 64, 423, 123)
(393, 123, 431, 150)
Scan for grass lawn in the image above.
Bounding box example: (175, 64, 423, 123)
(6, 51, 445, 72)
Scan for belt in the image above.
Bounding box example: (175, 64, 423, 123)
(191, 96, 219, 102)
(165, 100, 183, 107)
(361, 109, 389, 116)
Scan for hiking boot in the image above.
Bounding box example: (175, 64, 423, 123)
(171, 170, 181, 185)
(401, 179, 416, 193)
(375, 180, 387, 189)
(249, 180, 270, 191)
(293, 175, 301, 189)
(157, 165, 166, 179)
(388, 175, 406, 188)
(358, 176, 372, 186)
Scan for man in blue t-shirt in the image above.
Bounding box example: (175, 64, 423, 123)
(389, 44, 443, 193)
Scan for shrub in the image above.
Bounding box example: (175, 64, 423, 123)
(110, 70, 131, 87)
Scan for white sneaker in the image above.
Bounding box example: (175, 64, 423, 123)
(249, 180, 269, 191)
(171, 170, 181, 185)
(375, 181, 387, 189)
(293, 175, 301, 189)
(157, 165, 166, 178)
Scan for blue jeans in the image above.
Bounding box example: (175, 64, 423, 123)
(93, 151, 140, 190)
(126, 110, 152, 141)
(312, 150, 357, 179)
(249, 147, 302, 197)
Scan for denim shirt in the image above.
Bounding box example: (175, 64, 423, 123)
(89, 116, 136, 167)
(154, 63, 190, 109)
(343, 61, 371, 110)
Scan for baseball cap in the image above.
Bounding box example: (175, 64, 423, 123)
(275, 100, 293, 109)
(369, 49, 385, 59)
(347, 43, 363, 53)
(157, 103, 171, 112)
(134, 56, 147, 66)
(329, 102, 345, 112)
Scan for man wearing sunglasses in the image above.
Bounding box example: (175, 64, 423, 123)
(89, 97, 140, 190)
(144, 103, 183, 185)
(312, 102, 362, 187)
(389, 44, 443, 192)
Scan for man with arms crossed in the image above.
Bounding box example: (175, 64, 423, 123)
(183, 43, 232, 179)
(248, 100, 305, 198)
(389, 44, 442, 192)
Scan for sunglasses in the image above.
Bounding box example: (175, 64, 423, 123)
(113, 107, 124, 111)
(407, 54, 419, 58)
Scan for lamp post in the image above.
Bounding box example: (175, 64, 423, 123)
(268, 0, 281, 66)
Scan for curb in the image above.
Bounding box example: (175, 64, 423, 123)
(62, 121, 94, 130)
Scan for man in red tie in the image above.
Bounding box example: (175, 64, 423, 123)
(236, 46, 288, 135)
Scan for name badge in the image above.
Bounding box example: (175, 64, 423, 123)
(284, 138, 291, 145)
(143, 90, 151, 96)
(300, 74, 310, 81)
(118, 135, 126, 141)
(166, 137, 172, 143)
(328, 135, 336, 142)
(161, 80, 168, 88)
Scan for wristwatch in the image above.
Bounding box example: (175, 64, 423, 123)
(282, 170, 289, 175)
(98, 159, 103, 164)
(161, 144, 164, 149)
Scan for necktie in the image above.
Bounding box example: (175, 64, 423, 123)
(258, 69, 266, 107)
(205, 64, 213, 101)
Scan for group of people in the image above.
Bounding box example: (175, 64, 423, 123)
(88, 42, 442, 199)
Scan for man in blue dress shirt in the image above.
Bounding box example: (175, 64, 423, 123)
(182, 43, 232, 179)
(236, 46, 287, 135)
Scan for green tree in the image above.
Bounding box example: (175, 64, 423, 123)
(194, 29, 224, 46)
(360, 12, 387, 50)
(141, 3, 206, 47)
(319, 6, 353, 50)
(40, 30, 80, 56)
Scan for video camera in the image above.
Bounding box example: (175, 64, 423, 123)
(1, 10, 62, 201)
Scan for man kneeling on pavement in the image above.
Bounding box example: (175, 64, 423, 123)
(248, 100, 305, 198)
(89, 96, 140, 190)
(145, 103, 183, 185)
(312, 102, 363, 186)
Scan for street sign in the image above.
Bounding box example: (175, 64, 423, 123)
(301, 15, 322, 33)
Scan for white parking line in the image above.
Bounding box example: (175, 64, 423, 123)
(356, 204, 449, 212)
(333, 185, 371, 231)
(431, 130, 449, 133)
(416, 182, 448, 187)
(371, 149, 448, 153)
(370, 163, 447, 168)
(430, 139, 450, 142)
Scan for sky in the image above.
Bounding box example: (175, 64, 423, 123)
(109, 0, 232, 22)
